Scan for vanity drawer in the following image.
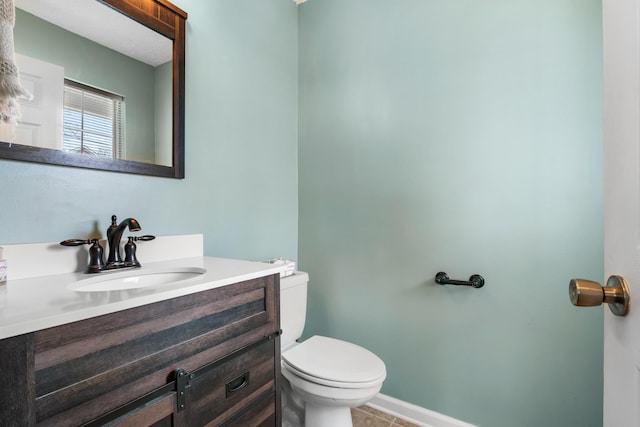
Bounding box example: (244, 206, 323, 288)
(186, 337, 277, 426)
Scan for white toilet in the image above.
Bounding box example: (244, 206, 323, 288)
(280, 272, 386, 427)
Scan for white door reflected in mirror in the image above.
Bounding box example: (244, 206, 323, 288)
(2, 54, 63, 149)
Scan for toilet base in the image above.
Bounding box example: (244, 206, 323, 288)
(281, 365, 383, 427)
(282, 377, 305, 427)
(305, 404, 353, 427)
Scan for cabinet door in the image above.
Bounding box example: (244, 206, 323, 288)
(89, 390, 187, 427)
(221, 392, 276, 427)
(185, 338, 278, 426)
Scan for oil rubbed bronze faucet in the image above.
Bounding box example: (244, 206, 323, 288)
(106, 215, 141, 268)
(60, 215, 154, 273)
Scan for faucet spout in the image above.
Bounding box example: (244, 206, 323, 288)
(106, 215, 141, 266)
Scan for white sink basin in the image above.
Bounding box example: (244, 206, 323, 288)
(68, 267, 207, 292)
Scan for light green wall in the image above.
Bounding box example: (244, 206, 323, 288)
(298, 1, 603, 426)
(1, 0, 299, 263)
(15, 9, 157, 163)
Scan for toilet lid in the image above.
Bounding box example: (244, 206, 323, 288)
(282, 336, 386, 385)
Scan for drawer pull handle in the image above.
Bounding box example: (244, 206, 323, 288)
(226, 371, 250, 397)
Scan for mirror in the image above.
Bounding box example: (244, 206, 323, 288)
(0, 0, 187, 179)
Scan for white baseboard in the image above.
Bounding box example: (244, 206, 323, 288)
(367, 393, 477, 427)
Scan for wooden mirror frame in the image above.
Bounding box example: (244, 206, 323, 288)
(0, 0, 187, 179)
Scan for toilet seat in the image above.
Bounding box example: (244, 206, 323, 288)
(282, 336, 386, 389)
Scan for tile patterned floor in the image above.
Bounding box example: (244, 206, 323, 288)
(351, 405, 421, 427)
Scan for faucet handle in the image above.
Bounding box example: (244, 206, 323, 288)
(60, 239, 105, 273)
(60, 239, 92, 246)
(123, 235, 155, 267)
(133, 235, 156, 242)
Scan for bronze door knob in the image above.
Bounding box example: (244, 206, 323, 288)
(569, 275, 630, 316)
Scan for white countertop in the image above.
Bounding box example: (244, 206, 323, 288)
(0, 256, 285, 340)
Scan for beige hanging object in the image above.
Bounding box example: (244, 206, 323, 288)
(0, 0, 31, 125)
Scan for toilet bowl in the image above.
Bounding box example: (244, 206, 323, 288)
(282, 336, 386, 427)
(280, 273, 386, 427)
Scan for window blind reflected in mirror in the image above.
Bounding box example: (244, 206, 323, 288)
(63, 80, 125, 159)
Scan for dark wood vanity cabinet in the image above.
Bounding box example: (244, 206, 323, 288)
(0, 274, 281, 427)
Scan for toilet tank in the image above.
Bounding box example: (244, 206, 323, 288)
(280, 271, 308, 351)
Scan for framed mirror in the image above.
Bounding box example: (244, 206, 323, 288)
(1, 0, 187, 179)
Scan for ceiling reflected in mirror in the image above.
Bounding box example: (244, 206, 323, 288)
(15, 0, 172, 66)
